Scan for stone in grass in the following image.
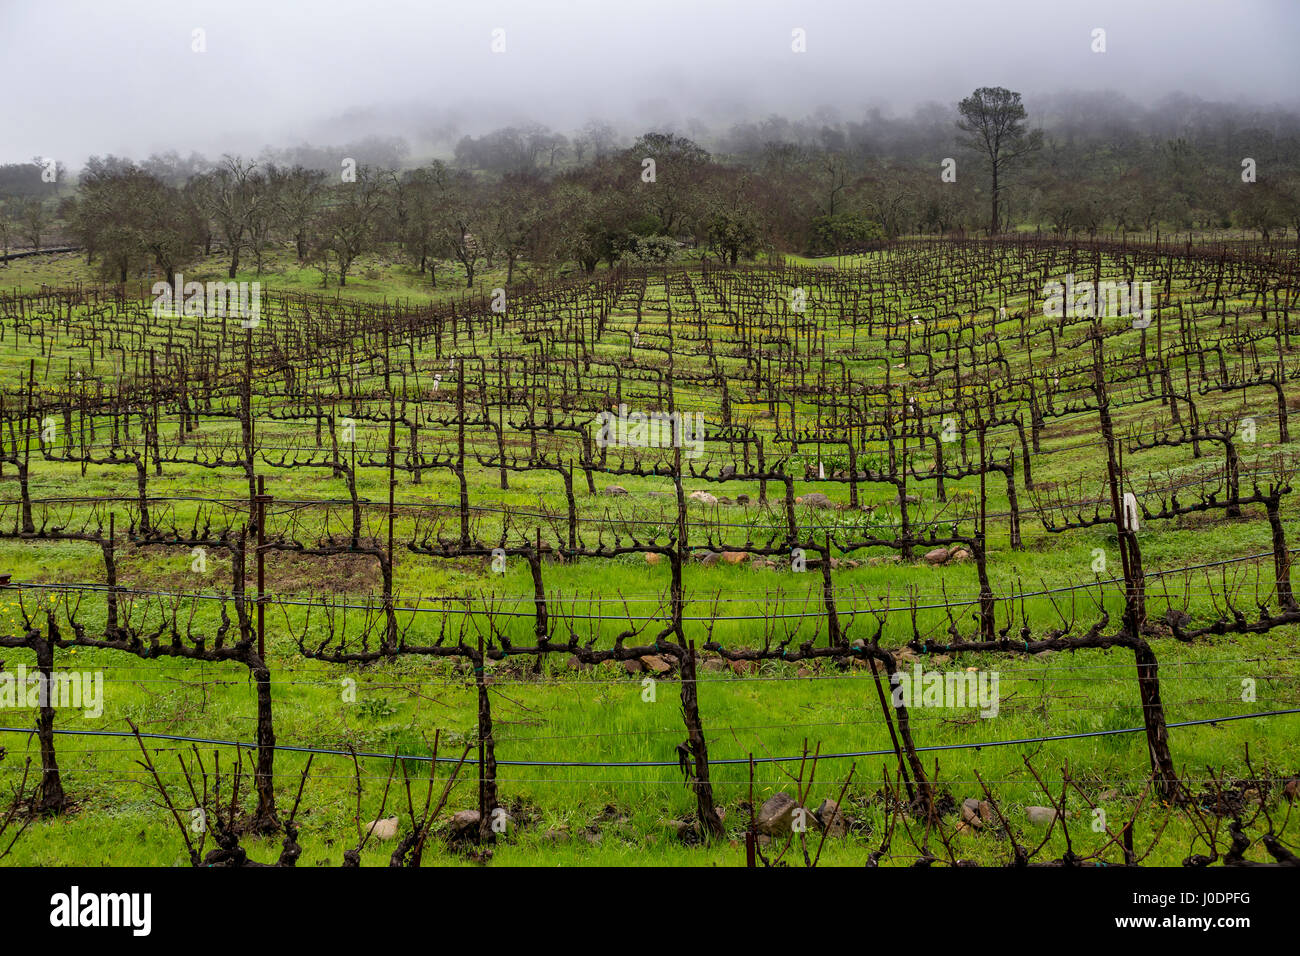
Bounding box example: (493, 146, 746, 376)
(689, 490, 719, 506)
(961, 798, 982, 828)
(796, 492, 834, 509)
(623, 658, 644, 675)
(365, 816, 400, 841)
(566, 654, 593, 672)
(816, 799, 849, 837)
(1025, 806, 1063, 826)
(663, 819, 692, 840)
(640, 654, 672, 674)
(720, 551, 750, 564)
(644, 552, 662, 565)
(699, 552, 721, 567)
(757, 792, 800, 835)
(447, 809, 480, 838)
(924, 547, 950, 565)
(604, 485, 629, 496)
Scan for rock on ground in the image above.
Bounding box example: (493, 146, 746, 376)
(757, 792, 800, 834)
(447, 809, 480, 837)
(796, 492, 833, 508)
(365, 816, 399, 840)
(816, 799, 848, 837)
(640, 654, 672, 674)
(1025, 806, 1061, 826)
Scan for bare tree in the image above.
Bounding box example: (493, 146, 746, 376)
(198, 156, 266, 278)
(19, 199, 48, 251)
(319, 165, 387, 286)
(268, 164, 327, 261)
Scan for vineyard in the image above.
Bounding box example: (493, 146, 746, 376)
(1, 235, 1298, 867)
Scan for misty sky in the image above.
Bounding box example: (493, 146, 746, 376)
(3, 0, 1298, 167)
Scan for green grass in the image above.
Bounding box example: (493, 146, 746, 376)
(1, 242, 1298, 866)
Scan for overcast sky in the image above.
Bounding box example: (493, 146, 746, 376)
(3, 0, 1298, 167)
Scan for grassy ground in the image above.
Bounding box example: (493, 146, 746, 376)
(0, 247, 520, 303)
(0, 243, 1297, 866)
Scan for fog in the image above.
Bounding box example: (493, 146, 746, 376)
(3, 0, 1298, 167)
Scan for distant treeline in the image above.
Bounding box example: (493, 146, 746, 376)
(2, 89, 1298, 280)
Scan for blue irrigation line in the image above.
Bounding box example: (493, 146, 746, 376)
(1, 708, 1296, 768)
